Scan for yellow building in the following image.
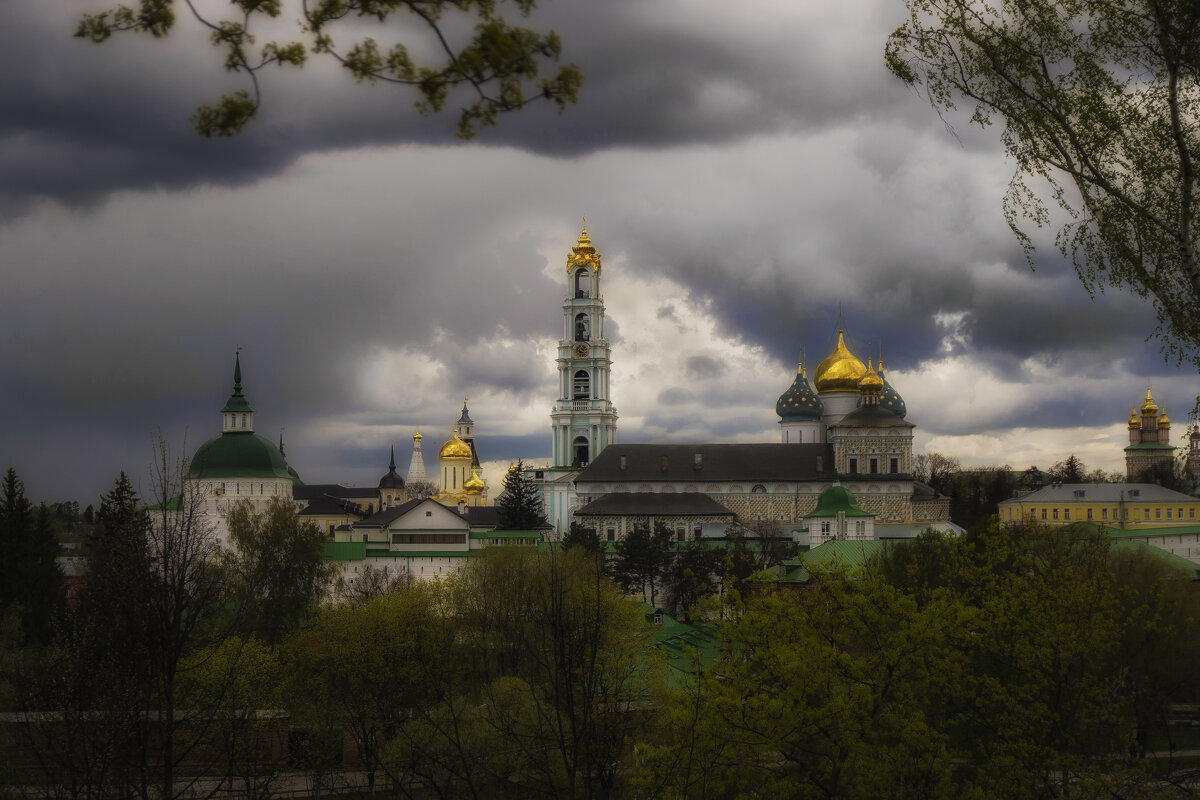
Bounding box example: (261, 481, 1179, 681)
(999, 483, 1200, 528)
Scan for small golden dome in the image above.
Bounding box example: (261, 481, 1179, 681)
(464, 469, 485, 494)
(814, 330, 867, 392)
(439, 431, 473, 460)
(1128, 408, 1140, 429)
(1159, 407, 1171, 428)
(413, 430, 422, 442)
(859, 357, 884, 394)
(1141, 388, 1158, 416)
(565, 220, 602, 273)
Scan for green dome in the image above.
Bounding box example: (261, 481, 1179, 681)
(807, 483, 873, 518)
(189, 432, 293, 480)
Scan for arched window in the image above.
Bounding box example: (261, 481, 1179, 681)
(573, 370, 590, 399)
(751, 484, 766, 493)
(573, 435, 590, 466)
(575, 268, 589, 298)
(575, 312, 590, 341)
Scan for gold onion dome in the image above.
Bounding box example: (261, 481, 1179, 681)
(859, 358, 884, 394)
(814, 330, 867, 392)
(439, 430, 473, 460)
(413, 430, 422, 441)
(1159, 407, 1171, 428)
(1128, 408, 1140, 429)
(464, 469, 485, 494)
(1141, 388, 1158, 416)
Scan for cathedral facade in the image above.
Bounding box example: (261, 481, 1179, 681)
(572, 330, 949, 542)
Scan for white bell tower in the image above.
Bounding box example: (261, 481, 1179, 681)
(532, 222, 619, 536)
(551, 223, 618, 468)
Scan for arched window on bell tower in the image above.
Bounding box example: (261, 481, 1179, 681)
(573, 370, 590, 400)
(575, 268, 590, 298)
(575, 312, 590, 341)
(573, 435, 590, 466)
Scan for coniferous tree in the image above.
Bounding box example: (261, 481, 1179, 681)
(0, 469, 64, 644)
(496, 459, 547, 530)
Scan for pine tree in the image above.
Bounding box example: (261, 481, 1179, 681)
(0, 468, 64, 644)
(496, 459, 547, 530)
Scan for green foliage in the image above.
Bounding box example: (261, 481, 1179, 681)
(497, 458, 547, 530)
(561, 521, 602, 555)
(610, 521, 675, 607)
(639, 566, 966, 799)
(887, 0, 1200, 367)
(76, 0, 582, 138)
(0, 469, 64, 646)
(224, 495, 335, 644)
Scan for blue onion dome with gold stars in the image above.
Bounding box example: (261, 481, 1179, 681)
(814, 330, 867, 392)
(776, 360, 824, 421)
(875, 360, 907, 419)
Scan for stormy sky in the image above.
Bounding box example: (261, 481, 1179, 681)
(1, 0, 1192, 506)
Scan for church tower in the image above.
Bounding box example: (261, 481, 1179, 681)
(532, 223, 619, 536)
(550, 224, 618, 469)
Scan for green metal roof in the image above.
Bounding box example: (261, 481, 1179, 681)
(1107, 540, 1200, 579)
(323, 541, 367, 560)
(806, 483, 873, 518)
(188, 432, 293, 480)
(1123, 443, 1176, 451)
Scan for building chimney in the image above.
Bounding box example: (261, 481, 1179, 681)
(694, 453, 703, 470)
(619, 455, 627, 471)
(660, 456, 669, 472)
(816, 455, 824, 472)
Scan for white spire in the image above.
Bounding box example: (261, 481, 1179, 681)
(407, 430, 427, 483)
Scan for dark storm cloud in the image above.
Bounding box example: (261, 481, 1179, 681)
(0, 0, 925, 214)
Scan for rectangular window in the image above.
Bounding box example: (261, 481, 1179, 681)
(820, 521, 831, 534)
(392, 533, 466, 545)
(1101, 508, 1108, 520)
(1030, 509, 1037, 520)
(1144, 509, 1150, 520)
(1041, 508, 1047, 520)
(890, 458, 899, 473)
(869, 458, 879, 474)
(1123, 509, 1129, 520)
(1168, 508, 1173, 519)
(676, 527, 685, 542)
(1052, 508, 1059, 520)
(1086, 508, 1093, 520)
(607, 527, 615, 542)
(848, 458, 858, 474)
(1191, 508, 1195, 520)
(1064, 509, 1070, 520)
(1156, 508, 1162, 520)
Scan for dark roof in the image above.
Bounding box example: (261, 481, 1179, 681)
(354, 497, 428, 527)
(577, 443, 836, 483)
(831, 405, 914, 429)
(575, 492, 736, 517)
(462, 506, 500, 527)
(293, 483, 378, 501)
(298, 495, 360, 517)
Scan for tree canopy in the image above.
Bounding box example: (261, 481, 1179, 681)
(886, 0, 1200, 366)
(76, 0, 582, 138)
